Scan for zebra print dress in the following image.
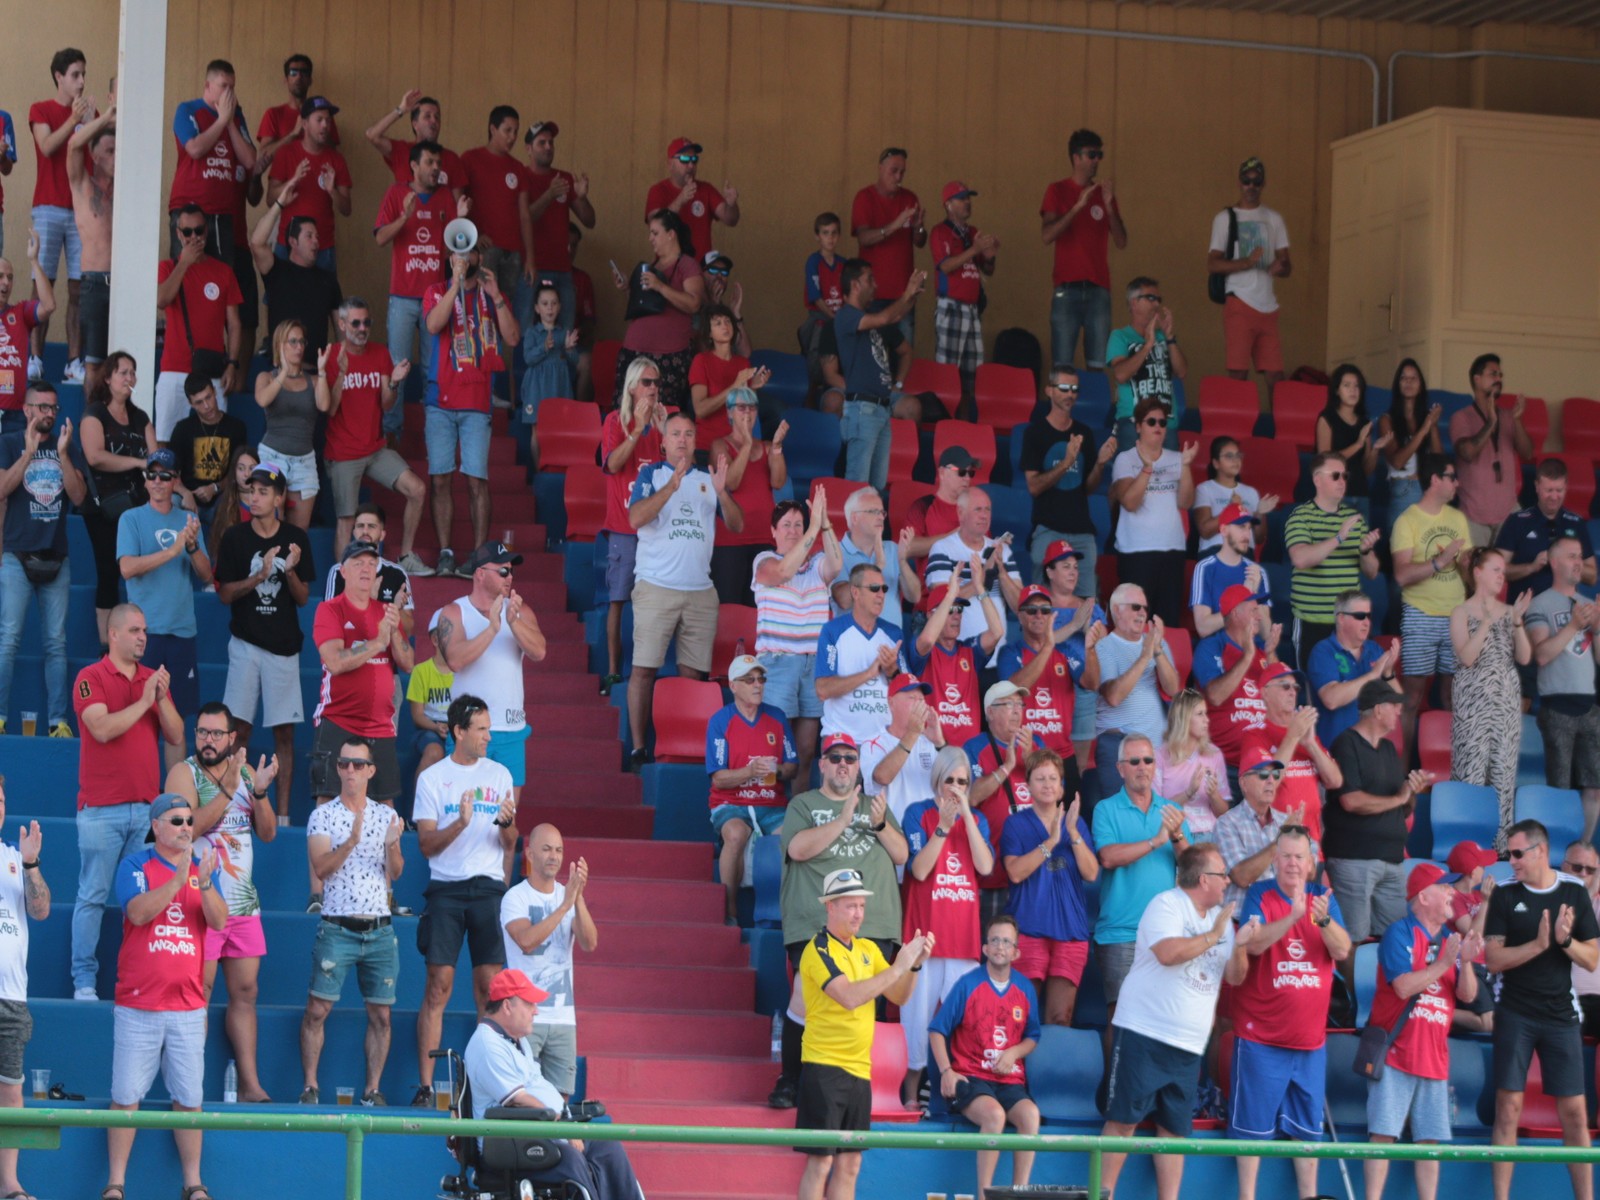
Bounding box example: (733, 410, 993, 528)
(1451, 612, 1522, 846)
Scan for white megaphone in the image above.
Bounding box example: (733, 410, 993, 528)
(442, 218, 478, 254)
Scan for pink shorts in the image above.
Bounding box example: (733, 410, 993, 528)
(1223, 295, 1283, 374)
(204, 914, 267, 962)
(1014, 934, 1088, 985)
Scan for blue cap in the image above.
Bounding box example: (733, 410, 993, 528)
(146, 449, 177, 470)
(145, 792, 194, 841)
(300, 96, 340, 118)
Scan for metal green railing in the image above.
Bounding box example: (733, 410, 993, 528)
(4, 1106, 1599, 1199)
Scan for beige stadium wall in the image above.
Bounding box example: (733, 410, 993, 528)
(0, 0, 1593, 385)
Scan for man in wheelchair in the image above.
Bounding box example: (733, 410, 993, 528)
(453, 969, 646, 1200)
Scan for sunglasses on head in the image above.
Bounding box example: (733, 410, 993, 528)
(143, 470, 176, 482)
(824, 752, 859, 764)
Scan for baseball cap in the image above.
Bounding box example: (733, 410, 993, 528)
(524, 121, 560, 142)
(146, 792, 194, 841)
(487, 968, 550, 1006)
(938, 446, 978, 470)
(341, 539, 381, 563)
(941, 180, 977, 204)
(984, 680, 1026, 709)
(820, 732, 858, 754)
(1239, 156, 1266, 181)
(1219, 584, 1257, 618)
(727, 654, 765, 682)
(889, 672, 932, 696)
(1239, 745, 1285, 776)
(1406, 862, 1460, 901)
(146, 449, 178, 470)
(1217, 502, 1254, 527)
(1447, 841, 1499, 875)
(247, 462, 288, 491)
(819, 868, 874, 903)
(925, 584, 969, 610)
(1018, 585, 1053, 609)
(300, 96, 340, 118)
(1357, 679, 1404, 712)
(462, 541, 525, 572)
(1259, 662, 1299, 689)
(703, 250, 733, 272)
(1043, 540, 1083, 569)
(666, 136, 703, 158)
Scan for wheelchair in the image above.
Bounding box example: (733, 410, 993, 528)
(433, 1049, 609, 1200)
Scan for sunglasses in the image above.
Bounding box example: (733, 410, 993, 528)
(855, 583, 889, 594)
(732, 674, 767, 685)
(1241, 176, 1265, 187)
(1509, 846, 1541, 860)
(164, 815, 195, 827)
(1120, 756, 1156, 766)
(144, 470, 176, 482)
(177, 226, 207, 238)
(675, 154, 699, 164)
(347, 318, 372, 328)
(1020, 606, 1053, 617)
(824, 753, 859, 764)
(1051, 383, 1079, 394)
(337, 757, 375, 769)
(1124, 602, 1148, 613)
(637, 379, 661, 388)
(948, 466, 977, 478)
(1142, 417, 1169, 428)
(1247, 768, 1285, 781)
(286, 67, 310, 77)
(1566, 863, 1598, 875)
(1322, 471, 1346, 481)
(486, 566, 514, 578)
(1134, 293, 1163, 304)
(1339, 610, 1373, 621)
(706, 267, 730, 277)
(1201, 870, 1231, 880)
(943, 776, 971, 788)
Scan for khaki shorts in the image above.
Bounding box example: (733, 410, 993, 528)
(630, 579, 717, 672)
(328, 448, 412, 517)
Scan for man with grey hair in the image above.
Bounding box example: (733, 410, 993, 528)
(1093, 582, 1178, 751)
(315, 298, 428, 568)
(1106, 275, 1187, 450)
(923, 487, 1022, 657)
(832, 486, 920, 614)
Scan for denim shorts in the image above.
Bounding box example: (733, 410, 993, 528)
(710, 804, 787, 837)
(111, 1005, 206, 1107)
(32, 205, 81, 281)
(758, 651, 823, 720)
(425, 406, 492, 478)
(257, 443, 320, 498)
(308, 920, 399, 1006)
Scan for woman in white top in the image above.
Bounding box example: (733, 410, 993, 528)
(1192, 435, 1279, 554)
(1154, 689, 1231, 840)
(1377, 357, 1443, 526)
(1109, 396, 1197, 628)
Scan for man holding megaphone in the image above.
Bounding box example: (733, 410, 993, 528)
(420, 239, 520, 577)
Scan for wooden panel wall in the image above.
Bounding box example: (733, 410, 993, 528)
(0, 0, 1587, 382)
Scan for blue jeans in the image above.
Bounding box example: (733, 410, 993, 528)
(0, 552, 72, 725)
(424, 407, 492, 478)
(385, 294, 437, 434)
(842, 399, 891, 492)
(73, 802, 151, 990)
(274, 242, 337, 273)
(1050, 282, 1112, 369)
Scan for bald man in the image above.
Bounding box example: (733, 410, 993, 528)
(499, 823, 597, 1099)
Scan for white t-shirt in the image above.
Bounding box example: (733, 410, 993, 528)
(413, 755, 516, 883)
(1193, 479, 1261, 554)
(923, 531, 1020, 660)
(1112, 449, 1186, 553)
(0, 842, 29, 1002)
(306, 799, 399, 918)
(1209, 204, 1289, 314)
(500, 879, 578, 1027)
(857, 730, 940, 825)
(1113, 886, 1235, 1055)
(816, 612, 906, 745)
(631, 461, 719, 591)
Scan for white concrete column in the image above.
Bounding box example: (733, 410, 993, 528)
(109, 0, 168, 414)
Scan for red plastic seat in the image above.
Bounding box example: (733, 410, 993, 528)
(1178, 431, 1206, 488)
(1538, 452, 1596, 517)
(889, 418, 921, 483)
(887, 481, 934, 538)
(1097, 553, 1120, 600)
(591, 340, 623, 411)
(537, 398, 602, 473)
(807, 478, 854, 533)
(1517, 1056, 1565, 1138)
(1198, 376, 1261, 442)
(932, 422, 997, 484)
(903, 360, 962, 418)
(1270, 380, 1325, 452)
(562, 462, 606, 543)
(650, 678, 724, 763)
(870, 1022, 919, 1122)
(1163, 627, 1193, 693)
(1560, 398, 1600, 459)
(1416, 710, 1453, 781)
(973, 363, 1037, 432)
(711, 604, 758, 682)
(1238, 435, 1300, 506)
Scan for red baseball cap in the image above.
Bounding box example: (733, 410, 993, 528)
(1239, 745, 1285, 776)
(1044, 540, 1084, 569)
(926, 584, 968, 610)
(1406, 862, 1461, 901)
(1258, 662, 1298, 688)
(1219, 584, 1258, 617)
(889, 672, 932, 696)
(1217, 502, 1254, 527)
(487, 968, 550, 1005)
(1018, 585, 1053, 608)
(820, 732, 859, 753)
(941, 180, 978, 205)
(1447, 840, 1499, 875)
(667, 137, 703, 158)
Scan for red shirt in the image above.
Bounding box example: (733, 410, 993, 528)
(806, 253, 846, 315)
(688, 352, 749, 450)
(852, 185, 921, 296)
(157, 256, 242, 375)
(375, 183, 453, 298)
(908, 493, 961, 610)
(168, 99, 251, 215)
(573, 268, 596, 327)
(424, 281, 505, 412)
(1449, 888, 1489, 964)
(706, 703, 793, 809)
(1201, 636, 1270, 761)
(930, 222, 984, 306)
(269, 141, 352, 248)
(73, 658, 161, 810)
(1242, 722, 1331, 842)
(1232, 882, 1338, 1051)
(966, 731, 1045, 890)
(717, 445, 774, 549)
(326, 344, 394, 462)
(902, 800, 986, 960)
(0, 302, 41, 410)
(1040, 178, 1120, 289)
(919, 641, 982, 747)
(256, 103, 340, 147)
(313, 592, 396, 738)
(462, 148, 529, 251)
(385, 140, 466, 191)
(28, 100, 77, 209)
(1010, 644, 1078, 759)
(526, 168, 577, 272)
(114, 848, 214, 1011)
(1372, 914, 1457, 1080)
(645, 178, 725, 258)
(600, 411, 662, 535)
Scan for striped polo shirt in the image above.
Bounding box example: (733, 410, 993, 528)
(1285, 500, 1368, 623)
(753, 550, 832, 654)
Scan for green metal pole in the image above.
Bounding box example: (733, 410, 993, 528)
(345, 1124, 364, 1200)
(1087, 1144, 1102, 1200)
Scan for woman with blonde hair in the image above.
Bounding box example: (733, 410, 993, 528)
(1155, 688, 1231, 840)
(255, 319, 320, 528)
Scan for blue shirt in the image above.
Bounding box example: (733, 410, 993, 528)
(1091, 788, 1191, 944)
(1190, 552, 1270, 615)
(1495, 505, 1595, 602)
(0, 111, 15, 170)
(999, 806, 1095, 942)
(833, 304, 893, 399)
(836, 534, 900, 616)
(1305, 634, 1385, 746)
(116, 504, 204, 637)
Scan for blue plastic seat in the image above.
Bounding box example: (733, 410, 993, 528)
(752, 834, 782, 927)
(776, 408, 841, 486)
(751, 349, 809, 408)
(1075, 371, 1112, 433)
(1516, 785, 1584, 852)
(1026, 1025, 1107, 1125)
(1429, 781, 1501, 860)
(1353, 941, 1379, 1026)
(640, 763, 714, 843)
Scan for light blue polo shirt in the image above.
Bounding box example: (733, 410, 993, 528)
(1091, 787, 1191, 945)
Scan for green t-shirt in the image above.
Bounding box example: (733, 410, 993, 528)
(1106, 325, 1180, 422)
(779, 788, 904, 945)
(1285, 500, 1368, 623)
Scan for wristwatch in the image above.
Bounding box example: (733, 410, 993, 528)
(1313, 916, 1331, 928)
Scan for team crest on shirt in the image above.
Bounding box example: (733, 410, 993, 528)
(765, 732, 777, 746)
(1053, 662, 1065, 676)
(692, 201, 706, 218)
(1012, 1006, 1023, 1021)
(203, 282, 221, 302)
(6, 863, 14, 875)
(1090, 205, 1105, 220)
(957, 659, 970, 673)
(505, 172, 519, 189)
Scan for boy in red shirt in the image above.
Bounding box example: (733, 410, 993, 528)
(28, 48, 93, 379)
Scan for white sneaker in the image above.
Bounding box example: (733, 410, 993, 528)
(62, 357, 86, 384)
(26, 356, 43, 382)
(396, 552, 434, 577)
(73, 986, 98, 1002)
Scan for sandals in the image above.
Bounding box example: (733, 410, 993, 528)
(181, 1186, 213, 1200)
(100, 1188, 124, 1200)
(49, 1083, 85, 1101)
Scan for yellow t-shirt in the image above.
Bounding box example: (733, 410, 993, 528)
(405, 658, 454, 725)
(799, 930, 890, 1080)
(1392, 502, 1472, 616)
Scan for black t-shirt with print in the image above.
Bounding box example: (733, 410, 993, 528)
(215, 520, 316, 655)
